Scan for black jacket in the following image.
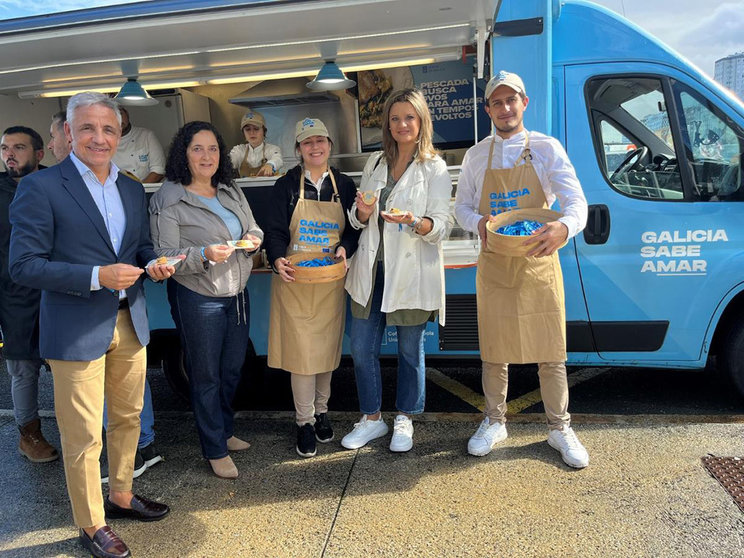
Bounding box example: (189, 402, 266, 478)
(265, 165, 360, 266)
(0, 172, 41, 359)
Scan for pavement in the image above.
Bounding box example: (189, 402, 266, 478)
(1, 365, 744, 557)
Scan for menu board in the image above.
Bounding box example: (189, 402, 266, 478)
(358, 59, 490, 150)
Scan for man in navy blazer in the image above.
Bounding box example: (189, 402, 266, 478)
(9, 92, 178, 558)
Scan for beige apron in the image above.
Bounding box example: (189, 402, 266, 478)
(239, 144, 267, 177)
(268, 170, 347, 374)
(476, 133, 566, 364)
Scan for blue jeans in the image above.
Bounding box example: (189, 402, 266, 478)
(103, 377, 154, 448)
(168, 280, 250, 460)
(6, 358, 45, 426)
(350, 266, 427, 415)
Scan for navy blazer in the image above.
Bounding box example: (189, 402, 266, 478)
(8, 156, 156, 361)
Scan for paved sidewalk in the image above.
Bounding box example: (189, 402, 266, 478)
(0, 413, 743, 557)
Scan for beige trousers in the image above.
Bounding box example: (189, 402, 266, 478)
(290, 372, 332, 426)
(482, 361, 570, 429)
(48, 309, 146, 528)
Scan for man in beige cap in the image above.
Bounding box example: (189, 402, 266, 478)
(454, 70, 590, 468)
(229, 110, 283, 177)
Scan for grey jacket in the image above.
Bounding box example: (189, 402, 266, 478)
(149, 180, 263, 297)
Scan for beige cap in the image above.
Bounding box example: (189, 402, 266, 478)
(241, 110, 265, 129)
(295, 117, 330, 142)
(484, 70, 526, 101)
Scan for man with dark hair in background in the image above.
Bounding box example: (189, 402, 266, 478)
(0, 125, 59, 463)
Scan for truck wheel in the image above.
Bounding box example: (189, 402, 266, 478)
(161, 337, 263, 406)
(720, 318, 744, 397)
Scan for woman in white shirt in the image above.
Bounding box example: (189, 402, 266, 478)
(229, 110, 283, 177)
(342, 89, 453, 453)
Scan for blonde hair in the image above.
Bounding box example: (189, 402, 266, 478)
(381, 88, 439, 166)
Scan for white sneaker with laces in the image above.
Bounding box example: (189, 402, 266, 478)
(341, 415, 389, 449)
(547, 425, 589, 469)
(389, 415, 414, 452)
(467, 417, 507, 456)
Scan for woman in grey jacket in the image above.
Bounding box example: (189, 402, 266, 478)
(149, 121, 262, 479)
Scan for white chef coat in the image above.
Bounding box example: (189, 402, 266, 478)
(454, 130, 587, 239)
(229, 142, 283, 173)
(112, 126, 165, 181)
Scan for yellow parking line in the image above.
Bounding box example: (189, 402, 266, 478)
(507, 367, 608, 414)
(427, 367, 485, 412)
(427, 366, 608, 415)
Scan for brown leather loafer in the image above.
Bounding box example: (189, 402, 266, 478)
(104, 494, 170, 522)
(79, 526, 131, 558)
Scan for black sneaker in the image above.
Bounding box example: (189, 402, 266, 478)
(296, 423, 317, 458)
(101, 450, 146, 484)
(314, 413, 334, 443)
(139, 443, 163, 468)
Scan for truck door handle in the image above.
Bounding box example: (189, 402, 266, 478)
(583, 204, 610, 244)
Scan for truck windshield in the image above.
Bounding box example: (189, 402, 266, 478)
(672, 80, 744, 201)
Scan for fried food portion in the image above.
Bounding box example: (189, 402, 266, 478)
(361, 191, 377, 205)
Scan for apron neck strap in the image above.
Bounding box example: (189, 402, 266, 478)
(520, 131, 533, 162)
(487, 136, 497, 170)
(488, 131, 533, 168)
(328, 168, 339, 199)
(299, 166, 338, 200)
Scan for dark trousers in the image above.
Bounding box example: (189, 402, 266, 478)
(168, 280, 250, 459)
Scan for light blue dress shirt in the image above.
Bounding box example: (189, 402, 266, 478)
(69, 152, 127, 297)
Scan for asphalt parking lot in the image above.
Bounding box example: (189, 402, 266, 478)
(1, 359, 743, 557)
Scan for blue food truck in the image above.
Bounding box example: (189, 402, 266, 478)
(1, 0, 743, 395)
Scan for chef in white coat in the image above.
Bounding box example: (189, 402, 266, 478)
(229, 110, 282, 177)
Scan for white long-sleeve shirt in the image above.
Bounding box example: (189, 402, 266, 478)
(455, 130, 587, 239)
(229, 142, 283, 174)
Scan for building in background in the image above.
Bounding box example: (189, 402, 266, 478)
(715, 52, 744, 101)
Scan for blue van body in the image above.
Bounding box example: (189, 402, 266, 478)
(145, 0, 744, 373)
(489, 0, 744, 377)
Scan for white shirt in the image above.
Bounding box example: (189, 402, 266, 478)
(69, 152, 126, 296)
(454, 130, 587, 239)
(303, 169, 329, 191)
(229, 142, 283, 173)
(112, 126, 165, 181)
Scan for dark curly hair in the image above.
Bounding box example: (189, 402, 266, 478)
(165, 121, 235, 187)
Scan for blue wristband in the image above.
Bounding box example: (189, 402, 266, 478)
(200, 246, 207, 262)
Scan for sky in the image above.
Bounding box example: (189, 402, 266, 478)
(0, 0, 743, 76)
(593, 0, 744, 76)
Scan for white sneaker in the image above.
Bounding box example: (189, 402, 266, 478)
(467, 417, 507, 456)
(341, 415, 389, 449)
(547, 425, 589, 469)
(389, 415, 414, 452)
